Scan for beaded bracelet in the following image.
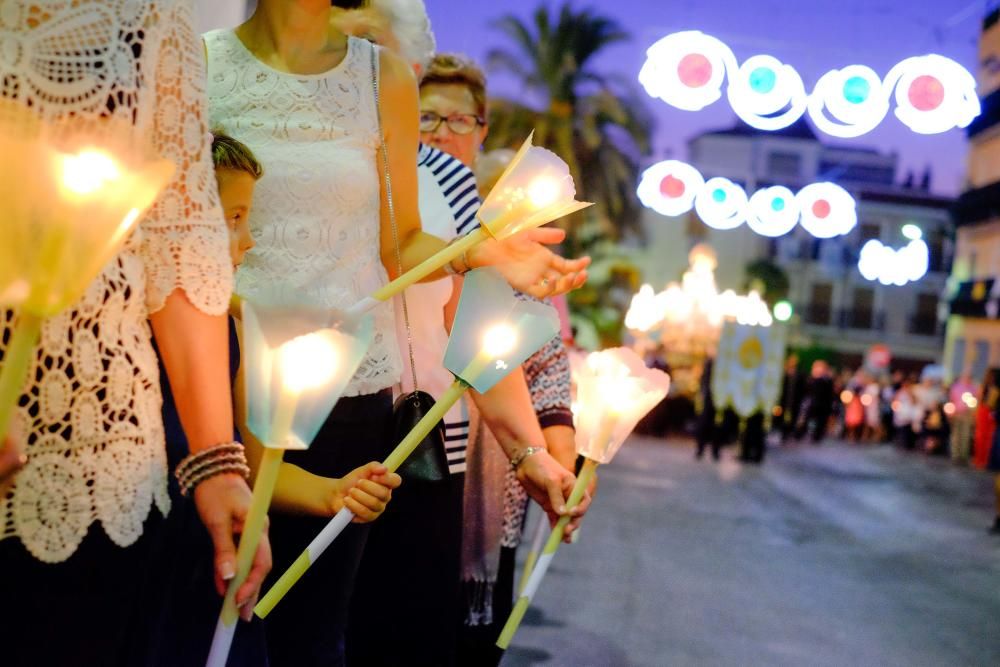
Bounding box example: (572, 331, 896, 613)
(175, 442, 250, 497)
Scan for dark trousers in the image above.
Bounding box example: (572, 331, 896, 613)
(347, 471, 465, 666)
(264, 390, 393, 667)
(456, 545, 517, 667)
(0, 514, 163, 667)
(740, 412, 766, 463)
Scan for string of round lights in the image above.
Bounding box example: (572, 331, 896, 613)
(639, 31, 979, 137)
(637, 159, 857, 238)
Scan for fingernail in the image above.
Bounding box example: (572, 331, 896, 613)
(559, 505, 567, 514)
(221, 562, 235, 580)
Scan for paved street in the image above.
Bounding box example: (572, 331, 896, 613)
(504, 437, 1000, 667)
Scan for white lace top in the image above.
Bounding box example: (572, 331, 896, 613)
(0, 1, 232, 562)
(204, 30, 401, 397)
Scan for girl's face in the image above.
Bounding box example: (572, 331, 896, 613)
(215, 168, 257, 268)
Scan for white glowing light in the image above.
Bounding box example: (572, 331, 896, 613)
(279, 334, 339, 394)
(636, 160, 704, 216)
(482, 324, 518, 357)
(60, 149, 123, 196)
(747, 186, 800, 237)
(808, 65, 890, 138)
(901, 223, 922, 241)
(625, 284, 670, 332)
(694, 177, 748, 230)
(727, 54, 808, 132)
(638, 31, 737, 111)
(884, 55, 980, 135)
(796, 182, 858, 238)
(638, 160, 857, 238)
(858, 238, 929, 286)
(639, 31, 980, 137)
(773, 300, 793, 322)
(527, 177, 563, 209)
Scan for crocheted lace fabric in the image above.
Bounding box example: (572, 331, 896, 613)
(0, 0, 232, 562)
(204, 30, 401, 397)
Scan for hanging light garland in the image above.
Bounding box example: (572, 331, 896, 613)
(637, 159, 857, 238)
(857, 229, 929, 286)
(639, 30, 979, 137)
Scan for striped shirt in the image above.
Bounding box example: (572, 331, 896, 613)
(413, 143, 481, 474)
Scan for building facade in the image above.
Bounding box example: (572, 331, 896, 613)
(637, 119, 953, 370)
(944, 8, 1000, 384)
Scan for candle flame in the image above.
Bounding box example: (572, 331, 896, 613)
(279, 333, 339, 394)
(482, 323, 518, 358)
(526, 177, 562, 209)
(60, 149, 122, 196)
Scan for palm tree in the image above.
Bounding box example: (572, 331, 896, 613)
(485, 3, 653, 345)
(485, 2, 653, 246)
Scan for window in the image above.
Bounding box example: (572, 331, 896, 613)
(850, 287, 874, 329)
(950, 338, 967, 380)
(859, 223, 880, 243)
(767, 151, 802, 179)
(910, 293, 939, 335)
(805, 282, 833, 325)
(972, 339, 990, 381)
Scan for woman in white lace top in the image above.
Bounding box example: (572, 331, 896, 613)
(205, 1, 590, 664)
(0, 2, 270, 664)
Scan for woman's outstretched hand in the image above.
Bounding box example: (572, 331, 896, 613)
(468, 227, 590, 298)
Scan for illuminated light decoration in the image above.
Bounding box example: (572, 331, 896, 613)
(747, 186, 800, 237)
(694, 176, 747, 230)
(901, 223, 923, 240)
(796, 182, 858, 238)
(638, 31, 737, 111)
(636, 160, 704, 216)
(727, 54, 808, 132)
(884, 55, 980, 135)
(638, 159, 857, 238)
(773, 300, 793, 322)
(858, 238, 929, 286)
(639, 31, 979, 137)
(841, 389, 855, 404)
(808, 65, 891, 138)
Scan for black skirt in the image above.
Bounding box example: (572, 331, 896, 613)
(263, 389, 393, 667)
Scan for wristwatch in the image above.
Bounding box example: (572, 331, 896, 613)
(510, 446, 545, 469)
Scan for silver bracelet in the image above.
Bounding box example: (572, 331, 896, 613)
(510, 446, 545, 469)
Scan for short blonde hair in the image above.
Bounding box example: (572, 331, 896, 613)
(211, 132, 263, 179)
(420, 53, 487, 119)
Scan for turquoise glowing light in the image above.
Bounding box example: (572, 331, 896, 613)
(771, 197, 785, 212)
(843, 76, 870, 104)
(749, 66, 776, 94)
(712, 188, 726, 203)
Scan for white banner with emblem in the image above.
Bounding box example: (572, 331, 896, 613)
(711, 322, 787, 418)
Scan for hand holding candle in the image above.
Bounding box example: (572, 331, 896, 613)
(347, 132, 592, 316)
(205, 301, 374, 667)
(255, 268, 561, 618)
(496, 347, 670, 650)
(0, 101, 174, 443)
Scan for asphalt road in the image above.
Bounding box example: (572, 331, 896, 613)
(503, 437, 1000, 667)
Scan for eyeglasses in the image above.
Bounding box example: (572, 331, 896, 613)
(419, 111, 484, 135)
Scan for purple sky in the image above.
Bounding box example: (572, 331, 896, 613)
(430, 0, 982, 196)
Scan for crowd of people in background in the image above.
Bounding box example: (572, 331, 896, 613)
(773, 357, 1000, 534)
